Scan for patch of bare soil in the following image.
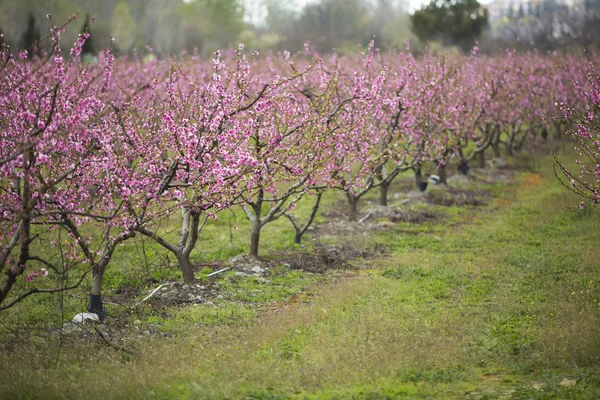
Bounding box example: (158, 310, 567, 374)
(320, 208, 347, 220)
(109, 285, 143, 306)
(134, 281, 223, 308)
(424, 186, 490, 206)
(314, 206, 441, 238)
(105, 281, 217, 311)
(360, 205, 441, 224)
(276, 242, 387, 273)
(470, 167, 518, 184)
(390, 209, 440, 223)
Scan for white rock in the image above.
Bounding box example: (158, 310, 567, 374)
(251, 266, 265, 273)
(428, 174, 441, 184)
(72, 312, 99, 324)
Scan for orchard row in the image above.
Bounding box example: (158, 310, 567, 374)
(1, 21, 598, 314)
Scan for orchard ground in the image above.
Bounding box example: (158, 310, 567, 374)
(1, 145, 600, 399)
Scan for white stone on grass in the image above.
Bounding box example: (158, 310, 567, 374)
(72, 312, 100, 324)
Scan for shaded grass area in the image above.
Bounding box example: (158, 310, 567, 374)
(1, 152, 600, 399)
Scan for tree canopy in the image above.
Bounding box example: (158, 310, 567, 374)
(410, 0, 488, 51)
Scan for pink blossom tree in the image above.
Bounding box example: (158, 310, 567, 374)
(0, 17, 135, 315)
(125, 49, 273, 281)
(236, 53, 340, 255)
(554, 59, 600, 208)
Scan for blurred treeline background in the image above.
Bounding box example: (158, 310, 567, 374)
(0, 0, 599, 58)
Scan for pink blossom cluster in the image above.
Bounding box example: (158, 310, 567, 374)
(554, 58, 600, 207)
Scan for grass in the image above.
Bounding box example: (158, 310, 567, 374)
(142, 301, 257, 334)
(1, 149, 600, 399)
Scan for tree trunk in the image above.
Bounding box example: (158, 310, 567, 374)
(249, 220, 261, 257)
(491, 128, 501, 158)
(492, 141, 501, 157)
(294, 231, 303, 245)
(478, 150, 485, 168)
(506, 131, 515, 157)
(0, 275, 18, 306)
(88, 263, 107, 319)
(176, 209, 198, 283)
(346, 193, 358, 222)
(7, 215, 31, 302)
(177, 252, 196, 284)
(91, 265, 105, 296)
(286, 192, 322, 246)
(414, 167, 428, 191)
(0, 166, 32, 307)
(414, 167, 423, 182)
(379, 180, 390, 206)
(136, 211, 198, 285)
(516, 130, 528, 152)
(437, 163, 447, 184)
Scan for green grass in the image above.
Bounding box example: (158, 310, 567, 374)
(217, 268, 320, 303)
(1, 150, 600, 399)
(142, 301, 257, 334)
